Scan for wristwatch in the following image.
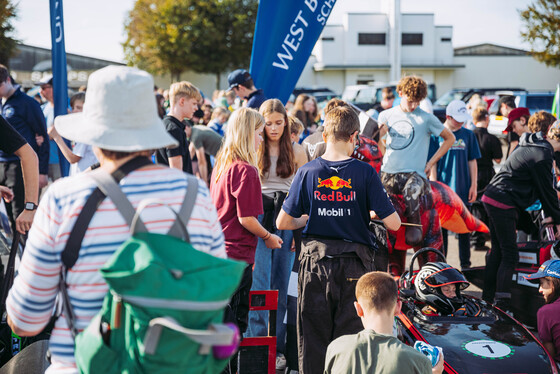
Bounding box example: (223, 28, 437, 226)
(24, 202, 38, 211)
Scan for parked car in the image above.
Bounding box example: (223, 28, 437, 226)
(292, 86, 337, 98)
(433, 87, 525, 123)
(343, 82, 436, 112)
(487, 91, 556, 137)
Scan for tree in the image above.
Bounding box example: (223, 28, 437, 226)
(0, 0, 18, 66)
(520, 0, 560, 68)
(123, 0, 257, 87)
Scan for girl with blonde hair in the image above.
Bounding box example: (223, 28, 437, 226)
(246, 100, 307, 369)
(210, 107, 283, 373)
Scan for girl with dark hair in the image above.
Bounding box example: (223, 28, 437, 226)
(292, 94, 319, 139)
(247, 99, 307, 370)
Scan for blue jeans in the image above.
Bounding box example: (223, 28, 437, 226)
(246, 214, 295, 354)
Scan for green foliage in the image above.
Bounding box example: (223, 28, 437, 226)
(123, 0, 258, 85)
(0, 0, 18, 66)
(520, 0, 560, 68)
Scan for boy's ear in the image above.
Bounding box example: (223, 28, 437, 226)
(393, 299, 402, 316)
(322, 131, 327, 143)
(354, 301, 364, 318)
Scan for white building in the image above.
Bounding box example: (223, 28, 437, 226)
(297, 11, 560, 97)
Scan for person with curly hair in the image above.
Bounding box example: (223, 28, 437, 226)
(378, 76, 455, 247)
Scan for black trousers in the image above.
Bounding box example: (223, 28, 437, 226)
(223, 264, 253, 374)
(482, 202, 519, 302)
(297, 243, 374, 374)
(0, 161, 24, 232)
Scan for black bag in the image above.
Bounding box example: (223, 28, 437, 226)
(261, 192, 287, 233)
(0, 232, 53, 370)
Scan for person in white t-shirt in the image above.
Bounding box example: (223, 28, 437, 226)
(48, 92, 99, 176)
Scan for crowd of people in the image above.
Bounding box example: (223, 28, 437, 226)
(0, 62, 559, 374)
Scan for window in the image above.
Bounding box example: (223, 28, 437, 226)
(358, 33, 386, 45)
(402, 33, 423, 45)
(441, 37, 451, 42)
(322, 37, 334, 41)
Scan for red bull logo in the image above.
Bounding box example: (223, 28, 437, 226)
(317, 176, 352, 190)
(315, 177, 355, 202)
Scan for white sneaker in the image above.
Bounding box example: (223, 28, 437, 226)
(276, 354, 287, 371)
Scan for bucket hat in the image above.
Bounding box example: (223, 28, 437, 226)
(55, 66, 178, 152)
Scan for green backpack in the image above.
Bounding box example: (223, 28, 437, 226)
(59, 166, 244, 374)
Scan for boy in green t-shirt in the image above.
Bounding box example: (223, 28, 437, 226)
(324, 272, 444, 374)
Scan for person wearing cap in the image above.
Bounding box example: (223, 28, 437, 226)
(505, 107, 531, 140)
(428, 100, 481, 269)
(481, 117, 560, 311)
(497, 95, 519, 158)
(227, 69, 267, 110)
(0, 64, 49, 233)
(525, 259, 560, 363)
(37, 74, 67, 182)
(5, 66, 226, 373)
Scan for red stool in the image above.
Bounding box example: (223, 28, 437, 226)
(238, 290, 278, 374)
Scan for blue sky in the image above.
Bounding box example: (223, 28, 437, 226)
(13, 0, 532, 62)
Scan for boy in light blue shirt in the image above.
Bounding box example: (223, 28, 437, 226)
(378, 76, 454, 246)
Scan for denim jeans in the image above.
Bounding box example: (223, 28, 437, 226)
(246, 214, 295, 354)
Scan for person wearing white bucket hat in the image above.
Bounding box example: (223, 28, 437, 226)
(5, 65, 227, 373)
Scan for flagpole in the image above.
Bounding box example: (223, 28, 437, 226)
(49, 0, 70, 177)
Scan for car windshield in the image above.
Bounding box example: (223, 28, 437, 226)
(342, 87, 362, 102)
(434, 90, 468, 107)
(527, 95, 554, 112)
(354, 87, 376, 103)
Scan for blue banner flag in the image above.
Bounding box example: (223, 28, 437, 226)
(49, 0, 70, 176)
(250, 0, 337, 104)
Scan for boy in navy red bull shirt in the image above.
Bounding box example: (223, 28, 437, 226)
(277, 106, 401, 374)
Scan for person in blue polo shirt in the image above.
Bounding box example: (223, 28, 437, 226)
(0, 64, 49, 230)
(227, 69, 267, 110)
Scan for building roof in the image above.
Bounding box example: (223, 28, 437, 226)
(9, 43, 124, 72)
(454, 43, 528, 56)
(314, 63, 465, 71)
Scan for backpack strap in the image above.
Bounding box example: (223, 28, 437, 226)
(0, 232, 21, 318)
(61, 156, 152, 270)
(90, 171, 199, 241)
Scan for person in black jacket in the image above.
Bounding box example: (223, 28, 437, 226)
(481, 119, 560, 308)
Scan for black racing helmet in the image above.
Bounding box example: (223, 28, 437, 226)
(414, 262, 470, 315)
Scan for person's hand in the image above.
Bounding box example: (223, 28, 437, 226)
(39, 174, 48, 189)
(264, 233, 283, 249)
(0, 186, 14, 202)
(47, 126, 60, 141)
(432, 351, 444, 374)
(424, 160, 435, 177)
(379, 123, 388, 138)
(15, 209, 35, 234)
(555, 224, 560, 240)
(35, 134, 44, 147)
(468, 185, 477, 203)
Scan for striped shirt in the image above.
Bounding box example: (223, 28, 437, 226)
(6, 166, 226, 373)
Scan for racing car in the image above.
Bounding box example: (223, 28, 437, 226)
(396, 247, 558, 374)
